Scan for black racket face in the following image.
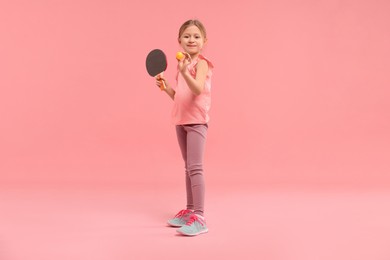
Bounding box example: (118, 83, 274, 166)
(146, 49, 167, 76)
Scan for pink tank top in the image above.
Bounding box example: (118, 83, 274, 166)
(172, 55, 214, 125)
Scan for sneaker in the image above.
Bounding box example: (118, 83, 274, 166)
(177, 214, 208, 236)
(167, 209, 193, 227)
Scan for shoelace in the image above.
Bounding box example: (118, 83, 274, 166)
(174, 209, 192, 218)
(185, 214, 205, 226)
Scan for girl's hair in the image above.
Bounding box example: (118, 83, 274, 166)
(178, 19, 207, 39)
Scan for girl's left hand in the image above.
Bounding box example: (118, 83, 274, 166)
(178, 52, 192, 74)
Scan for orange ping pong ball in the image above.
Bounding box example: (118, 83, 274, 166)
(176, 52, 185, 61)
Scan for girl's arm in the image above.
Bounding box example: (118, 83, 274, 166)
(156, 75, 175, 100)
(164, 85, 175, 100)
(179, 59, 209, 96)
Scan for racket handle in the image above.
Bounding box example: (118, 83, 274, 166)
(160, 79, 167, 91)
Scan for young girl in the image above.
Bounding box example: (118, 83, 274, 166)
(155, 19, 213, 236)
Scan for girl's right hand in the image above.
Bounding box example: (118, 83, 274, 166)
(155, 74, 167, 90)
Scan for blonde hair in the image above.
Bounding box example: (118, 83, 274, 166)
(178, 19, 207, 39)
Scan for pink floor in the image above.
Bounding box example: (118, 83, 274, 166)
(1, 184, 389, 260)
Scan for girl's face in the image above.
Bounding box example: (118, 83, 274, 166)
(179, 25, 206, 57)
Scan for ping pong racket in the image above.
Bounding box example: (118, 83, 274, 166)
(146, 49, 167, 90)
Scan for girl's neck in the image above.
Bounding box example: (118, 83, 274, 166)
(190, 53, 201, 60)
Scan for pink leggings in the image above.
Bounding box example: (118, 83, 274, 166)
(175, 124, 208, 216)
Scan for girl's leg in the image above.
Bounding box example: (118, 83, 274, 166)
(175, 125, 194, 210)
(184, 124, 208, 216)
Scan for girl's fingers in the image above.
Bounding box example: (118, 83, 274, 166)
(156, 75, 166, 84)
(179, 52, 191, 62)
(156, 78, 167, 89)
(184, 52, 192, 62)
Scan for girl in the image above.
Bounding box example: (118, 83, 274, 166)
(156, 19, 213, 236)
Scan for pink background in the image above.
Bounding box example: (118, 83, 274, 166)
(1, 1, 390, 259)
(1, 0, 389, 188)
